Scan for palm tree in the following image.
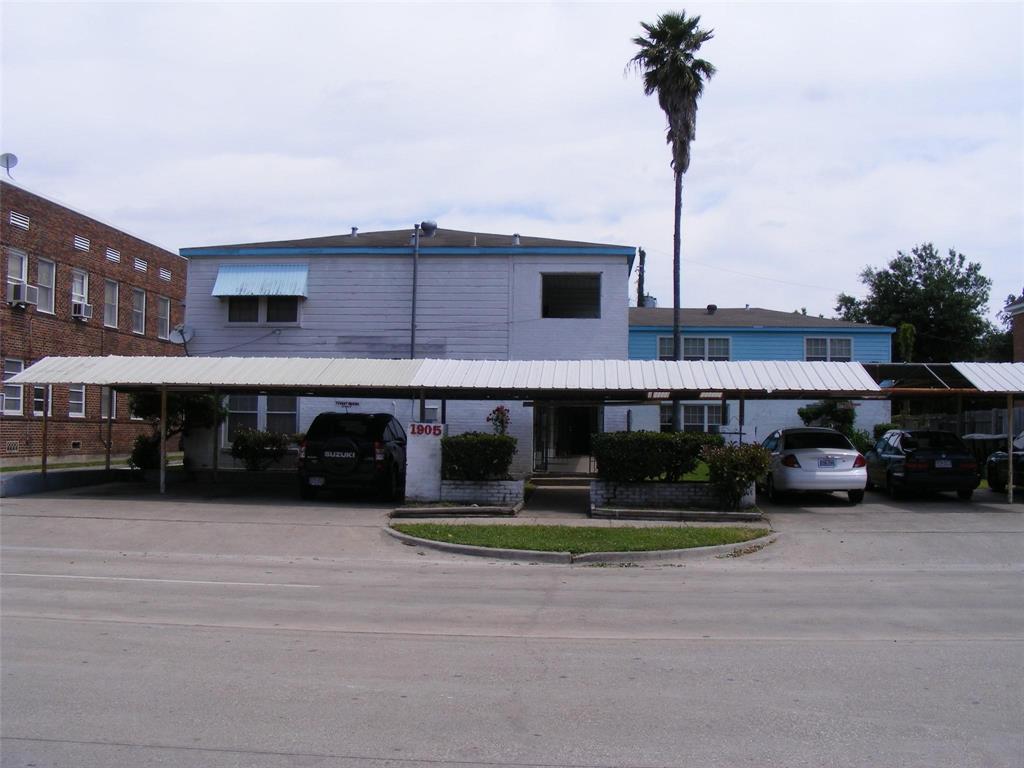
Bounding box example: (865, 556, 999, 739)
(628, 11, 715, 430)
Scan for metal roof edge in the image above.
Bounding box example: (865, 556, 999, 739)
(180, 246, 636, 258)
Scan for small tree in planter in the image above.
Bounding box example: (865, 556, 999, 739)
(486, 405, 511, 436)
(229, 428, 290, 471)
(701, 442, 771, 510)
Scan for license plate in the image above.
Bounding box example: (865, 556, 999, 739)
(818, 457, 836, 468)
(308, 477, 325, 487)
(934, 459, 952, 469)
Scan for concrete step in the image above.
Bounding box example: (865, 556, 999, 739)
(530, 474, 595, 488)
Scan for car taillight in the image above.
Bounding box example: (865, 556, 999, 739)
(781, 454, 801, 468)
(961, 460, 977, 471)
(905, 460, 929, 471)
(853, 454, 866, 468)
(374, 441, 385, 462)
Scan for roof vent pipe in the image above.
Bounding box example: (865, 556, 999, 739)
(512, 233, 520, 246)
(706, 303, 717, 315)
(351, 227, 358, 237)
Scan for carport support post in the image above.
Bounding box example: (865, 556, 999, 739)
(41, 398, 48, 488)
(212, 389, 219, 481)
(159, 386, 167, 495)
(105, 387, 113, 472)
(1008, 394, 1015, 505)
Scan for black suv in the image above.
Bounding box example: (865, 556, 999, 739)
(298, 413, 407, 500)
(865, 429, 980, 500)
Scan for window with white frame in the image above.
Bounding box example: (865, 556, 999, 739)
(682, 337, 730, 361)
(3, 359, 24, 415)
(100, 386, 116, 420)
(68, 385, 86, 418)
(660, 402, 723, 433)
(225, 394, 297, 442)
(156, 296, 170, 339)
(132, 289, 146, 334)
(104, 280, 119, 327)
(33, 385, 52, 417)
(657, 336, 675, 361)
(226, 296, 299, 325)
(71, 269, 89, 304)
(36, 259, 55, 313)
(805, 337, 852, 362)
(6, 247, 27, 289)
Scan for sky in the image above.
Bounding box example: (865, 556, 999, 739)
(2, 1, 1021, 323)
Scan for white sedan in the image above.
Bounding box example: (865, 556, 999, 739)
(760, 427, 868, 504)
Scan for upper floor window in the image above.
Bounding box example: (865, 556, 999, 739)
(71, 269, 89, 304)
(682, 337, 731, 361)
(2, 359, 24, 416)
(806, 337, 852, 362)
(227, 296, 299, 324)
(104, 280, 119, 328)
(657, 336, 674, 361)
(132, 288, 146, 334)
(156, 296, 171, 339)
(36, 259, 55, 314)
(7, 247, 27, 287)
(542, 273, 601, 319)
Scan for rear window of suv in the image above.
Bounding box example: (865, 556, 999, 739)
(903, 432, 965, 451)
(307, 415, 387, 440)
(784, 432, 854, 450)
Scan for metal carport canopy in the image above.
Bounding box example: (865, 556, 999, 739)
(10, 356, 884, 400)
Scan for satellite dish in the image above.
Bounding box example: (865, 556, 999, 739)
(168, 324, 195, 344)
(0, 153, 17, 179)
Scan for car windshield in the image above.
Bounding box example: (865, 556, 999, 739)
(307, 415, 384, 440)
(905, 432, 966, 451)
(784, 432, 853, 450)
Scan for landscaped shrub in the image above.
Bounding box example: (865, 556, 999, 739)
(128, 433, 160, 471)
(442, 432, 517, 480)
(229, 428, 290, 471)
(701, 442, 771, 510)
(847, 428, 874, 454)
(591, 431, 724, 482)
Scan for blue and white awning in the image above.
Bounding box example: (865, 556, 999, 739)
(211, 264, 308, 297)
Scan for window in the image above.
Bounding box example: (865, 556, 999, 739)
(266, 296, 298, 323)
(541, 273, 601, 318)
(7, 247, 27, 289)
(226, 394, 259, 441)
(682, 337, 730, 361)
(156, 296, 170, 339)
(806, 337, 852, 362)
(33, 385, 51, 417)
(3, 359, 24, 415)
(132, 289, 146, 334)
(68, 384, 86, 418)
(265, 395, 297, 435)
(36, 259, 55, 313)
(100, 386, 116, 420)
(104, 280, 119, 327)
(228, 297, 259, 323)
(660, 402, 723, 433)
(657, 336, 675, 361)
(71, 269, 89, 304)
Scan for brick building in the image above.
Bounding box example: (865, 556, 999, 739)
(1, 181, 187, 465)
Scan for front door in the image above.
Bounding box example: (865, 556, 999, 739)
(554, 406, 599, 457)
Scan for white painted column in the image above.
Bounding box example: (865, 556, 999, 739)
(405, 422, 447, 502)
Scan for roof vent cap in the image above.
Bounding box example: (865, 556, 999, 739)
(351, 227, 358, 237)
(512, 233, 520, 246)
(706, 303, 717, 315)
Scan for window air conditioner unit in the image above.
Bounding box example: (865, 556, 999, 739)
(7, 282, 39, 306)
(72, 302, 93, 320)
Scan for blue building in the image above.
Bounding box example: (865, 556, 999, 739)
(629, 306, 895, 439)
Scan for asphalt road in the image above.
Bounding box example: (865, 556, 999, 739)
(2, 486, 1022, 768)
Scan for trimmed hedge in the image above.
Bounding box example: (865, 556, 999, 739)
(701, 442, 771, 510)
(591, 431, 724, 482)
(442, 432, 517, 480)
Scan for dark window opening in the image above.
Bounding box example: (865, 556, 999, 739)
(542, 274, 601, 318)
(228, 297, 259, 323)
(266, 296, 299, 323)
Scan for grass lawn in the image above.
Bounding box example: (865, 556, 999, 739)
(683, 461, 710, 482)
(391, 523, 766, 554)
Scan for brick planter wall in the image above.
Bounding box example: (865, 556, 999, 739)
(591, 480, 756, 510)
(441, 479, 524, 506)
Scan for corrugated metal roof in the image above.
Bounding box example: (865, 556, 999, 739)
(10, 356, 881, 397)
(952, 362, 1024, 393)
(629, 306, 893, 331)
(211, 264, 309, 297)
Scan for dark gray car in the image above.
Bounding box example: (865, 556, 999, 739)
(865, 429, 980, 500)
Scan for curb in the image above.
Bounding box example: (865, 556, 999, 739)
(384, 526, 776, 565)
(590, 506, 763, 523)
(390, 501, 522, 518)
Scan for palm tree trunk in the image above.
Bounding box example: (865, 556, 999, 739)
(672, 167, 683, 432)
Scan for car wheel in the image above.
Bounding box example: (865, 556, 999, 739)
(767, 474, 784, 504)
(956, 488, 973, 501)
(300, 481, 318, 501)
(865, 477, 875, 491)
(848, 489, 864, 505)
(886, 473, 901, 500)
(987, 471, 1006, 493)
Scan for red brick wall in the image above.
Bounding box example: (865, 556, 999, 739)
(1, 181, 187, 462)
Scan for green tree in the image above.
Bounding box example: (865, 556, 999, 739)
(128, 391, 224, 439)
(628, 10, 715, 430)
(835, 243, 993, 362)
